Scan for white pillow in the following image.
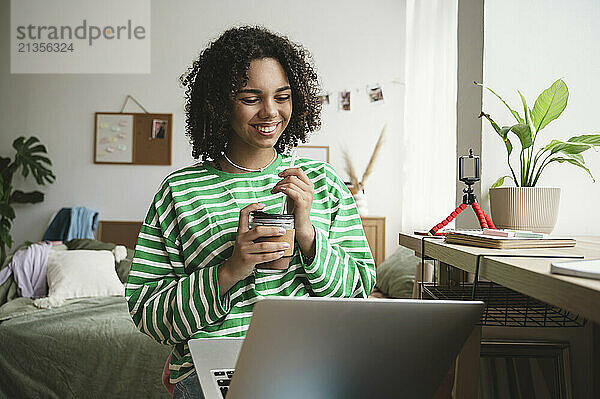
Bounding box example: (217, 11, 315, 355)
(34, 250, 124, 308)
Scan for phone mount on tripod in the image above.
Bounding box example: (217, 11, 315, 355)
(428, 149, 495, 235)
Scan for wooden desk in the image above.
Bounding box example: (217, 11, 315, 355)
(400, 233, 600, 398)
(399, 233, 600, 324)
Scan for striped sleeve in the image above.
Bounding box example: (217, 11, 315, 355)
(125, 183, 231, 345)
(300, 166, 376, 298)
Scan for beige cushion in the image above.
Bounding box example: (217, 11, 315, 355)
(34, 250, 124, 308)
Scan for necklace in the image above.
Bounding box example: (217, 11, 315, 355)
(222, 150, 277, 172)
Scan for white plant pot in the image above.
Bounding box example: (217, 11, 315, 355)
(353, 191, 369, 216)
(489, 187, 561, 234)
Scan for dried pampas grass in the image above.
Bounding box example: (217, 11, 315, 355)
(343, 150, 360, 190)
(343, 124, 387, 193)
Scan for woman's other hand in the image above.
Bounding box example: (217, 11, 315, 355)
(272, 168, 316, 257)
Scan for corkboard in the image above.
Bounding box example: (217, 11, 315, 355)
(94, 112, 172, 165)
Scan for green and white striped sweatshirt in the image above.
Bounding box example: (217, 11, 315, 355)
(125, 154, 376, 384)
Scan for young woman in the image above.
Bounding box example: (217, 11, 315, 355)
(125, 26, 376, 398)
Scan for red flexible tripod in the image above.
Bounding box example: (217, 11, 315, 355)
(428, 149, 495, 236)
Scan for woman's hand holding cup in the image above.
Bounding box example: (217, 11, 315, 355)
(223, 203, 289, 282)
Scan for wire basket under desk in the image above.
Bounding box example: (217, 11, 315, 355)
(421, 281, 586, 328)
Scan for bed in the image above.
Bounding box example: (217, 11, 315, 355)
(0, 221, 171, 398)
(0, 220, 413, 398)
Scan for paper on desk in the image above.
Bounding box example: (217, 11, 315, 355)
(551, 259, 600, 280)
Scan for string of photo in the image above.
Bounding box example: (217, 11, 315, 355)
(318, 77, 404, 111)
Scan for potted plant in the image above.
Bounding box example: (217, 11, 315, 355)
(0, 136, 55, 263)
(477, 79, 600, 233)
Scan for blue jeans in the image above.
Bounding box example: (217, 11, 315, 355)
(173, 371, 205, 399)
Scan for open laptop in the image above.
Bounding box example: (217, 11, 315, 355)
(189, 297, 484, 399)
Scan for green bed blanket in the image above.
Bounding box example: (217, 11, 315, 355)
(0, 296, 172, 398)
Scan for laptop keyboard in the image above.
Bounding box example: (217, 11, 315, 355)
(212, 369, 235, 398)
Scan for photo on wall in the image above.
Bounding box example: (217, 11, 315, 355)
(317, 93, 330, 105)
(368, 84, 384, 104)
(339, 90, 351, 111)
(152, 119, 168, 139)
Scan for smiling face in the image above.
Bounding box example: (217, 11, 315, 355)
(229, 58, 293, 153)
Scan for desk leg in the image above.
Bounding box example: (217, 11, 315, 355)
(439, 262, 470, 286)
(413, 261, 434, 299)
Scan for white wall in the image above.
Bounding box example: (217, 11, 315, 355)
(455, 0, 483, 229)
(1, 0, 406, 257)
(483, 0, 600, 235)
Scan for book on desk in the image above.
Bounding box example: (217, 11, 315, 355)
(444, 230, 577, 249)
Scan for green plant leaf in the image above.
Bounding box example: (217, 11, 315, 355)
(0, 217, 11, 231)
(482, 113, 514, 154)
(0, 157, 10, 171)
(491, 176, 512, 188)
(567, 134, 600, 146)
(31, 154, 52, 164)
(509, 124, 533, 149)
(475, 82, 524, 124)
(0, 226, 13, 250)
(0, 217, 11, 236)
(518, 90, 530, 126)
(498, 127, 514, 155)
(12, 136, 56, 186)
(544, 139, 591, 155)
(479, 112, 518, 185)
(28, 144, 46, 153)
(0, 203, 16, 219)
(564, 153, 584, 163)
(532, 79, 569, 132)
(548, 157, 595, 182)
(0, 157, 15, 193)
(0, 217, 13, 255)
(10, 190, 44, 204)
(479, 112, 501, 134)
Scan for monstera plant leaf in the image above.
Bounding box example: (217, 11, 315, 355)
(0, 156, 11, 173)
(13, 136, 56, 185)
(0, 157, 15, 197)
(0, 201, 15, 256)
(0, 217, 13, 254)
(0, 203, 15, 220)
(10, 190, 44, 204)
(0, 136, 55, 263)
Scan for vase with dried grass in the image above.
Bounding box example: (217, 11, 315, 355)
(342, 125, 386, 216)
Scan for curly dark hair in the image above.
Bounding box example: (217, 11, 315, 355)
(180, 26, 322, 161)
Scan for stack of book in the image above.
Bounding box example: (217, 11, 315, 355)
(444, 229, 576, 249)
